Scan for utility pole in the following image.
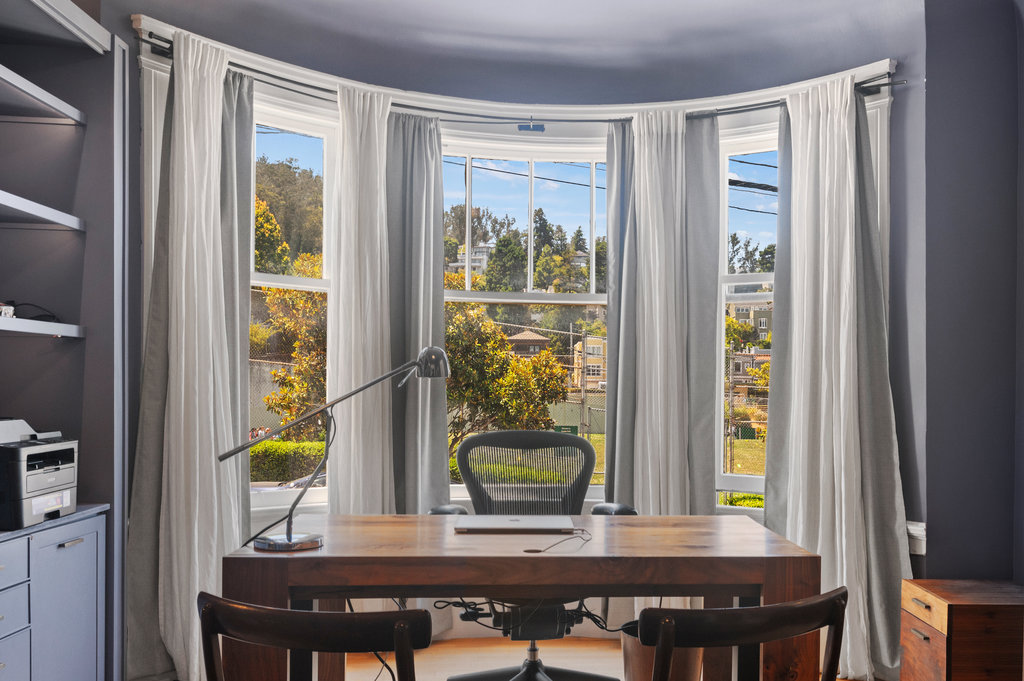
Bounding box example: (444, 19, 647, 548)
(580, 326, 588, 436)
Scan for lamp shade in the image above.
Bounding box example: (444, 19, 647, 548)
(416, 346, 450, 378)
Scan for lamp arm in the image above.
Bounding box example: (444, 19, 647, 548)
(283, 409, 335, 542)
(218, 358, 418, 462)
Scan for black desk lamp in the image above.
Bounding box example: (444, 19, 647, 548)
(219, 345, 449, 551)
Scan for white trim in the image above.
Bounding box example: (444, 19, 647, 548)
(907, 520, 926, 556)
(443, 290, 605, 306)
(250, 272, 328, 293)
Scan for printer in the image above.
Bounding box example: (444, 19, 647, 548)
(0, 419, 77, 530)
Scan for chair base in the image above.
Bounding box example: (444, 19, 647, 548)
(450, 658, 620, 681)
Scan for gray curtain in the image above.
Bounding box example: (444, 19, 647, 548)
(604, 114, 719, 514)
(385, 111, 449, 515)
(125, 70, 253, 681)
(604, 120, 637, 504)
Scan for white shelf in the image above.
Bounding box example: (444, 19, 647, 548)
(0, 317, 82, 338)
(0, 188, 82, 230)
(0, 0, 110, 54)
(0, 61, 85, 124)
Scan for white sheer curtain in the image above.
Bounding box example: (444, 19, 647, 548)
(157, 32, 245, 681)
(765, 75, 910, 680)
(326, 86, 396, 514)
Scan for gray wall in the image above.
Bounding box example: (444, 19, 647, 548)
(97, 0, 1024, 578)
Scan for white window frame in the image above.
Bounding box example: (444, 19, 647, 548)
(250, 82, 338, 293)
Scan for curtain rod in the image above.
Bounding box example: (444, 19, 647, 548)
(140, 31, 901, 124)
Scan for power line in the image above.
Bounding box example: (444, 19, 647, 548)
(730, 187, 777, 198)
(730, 158, 778, 169)
(442, 159, 607, 191)
(729, 205, 777, 216)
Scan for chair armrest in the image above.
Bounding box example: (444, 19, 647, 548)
(428, 504, 469, 515)
(591, 502, 638, 516)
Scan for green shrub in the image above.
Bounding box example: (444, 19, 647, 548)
(449, 455, 463, 483)
(249, 440, 324, 482)
(717, 492, 764, 508)
(472, 463, 565, 485)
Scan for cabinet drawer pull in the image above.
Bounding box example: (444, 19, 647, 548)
(58, 537, 84, 549)
(911, 628, 929, 642)
(911, 598, 931, 610)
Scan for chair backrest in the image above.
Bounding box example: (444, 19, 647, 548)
(638, 587, 848, 681)
(197, 592, 431, 681)
(457, 430, 595, 515)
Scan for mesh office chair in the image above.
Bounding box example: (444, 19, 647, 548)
(638, 587, 848, 681)
(198, 592, 432, 681)
(447, 430, 624, 681)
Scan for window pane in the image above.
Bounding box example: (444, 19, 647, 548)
(471, 158, 528, 292)
(727, 150, 778, 274)
(595, 162, 607, 294)
(254, 125, 324, 277)
(249, 284, 328, 527)
(533, 161, 591, 294)
(445, 301, 607, 484)
(720, 149, 776, 509)
(442, 155, 467, 286)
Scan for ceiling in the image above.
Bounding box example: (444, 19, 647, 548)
(108, 0, 923, 104)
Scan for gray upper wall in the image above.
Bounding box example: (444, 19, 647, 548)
(99, 0, 1022, 578)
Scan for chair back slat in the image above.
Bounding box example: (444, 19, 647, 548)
(638, 587, 848, 681)
(457, 430, 595, 515)
(197, 592, 431, 681)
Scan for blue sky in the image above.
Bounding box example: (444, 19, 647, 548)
(443, 156, 606, 249)
(256, 125, 324, 176)
(727, 150, 778, 250)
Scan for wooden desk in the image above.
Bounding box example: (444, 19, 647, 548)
(221, 514, 820, 681)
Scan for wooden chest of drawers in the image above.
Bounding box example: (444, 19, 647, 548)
(900, 579, 1024, 681)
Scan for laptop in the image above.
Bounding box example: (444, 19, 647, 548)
(454, 515, 576, 534)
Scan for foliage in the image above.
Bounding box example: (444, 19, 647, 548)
(443, 203, 517, 245)
(728, 233, 775, 274)
(570, 226, 588, 254)
(444, 271, 484, 291)
(262, 253, 326, 439)
(484, 231, 528, 291)
(593, 238, 608, 291)
(444, 236, 460, 266)
(725, 316, 758, 352)
(249, 321, 275, 356)
(255, 155, 323, 259)
(249, 440, 325, 482)
(470, 462, 566, 485)
(254, 196, 292, 274)
(746, 360, 770, 388)
(445, 304, 568, 457)
(718, 492, 764, 508)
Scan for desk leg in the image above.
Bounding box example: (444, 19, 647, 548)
(761, 557, 821, 681)
(318, 598, 348, 681)
(222, 557, 289, 681)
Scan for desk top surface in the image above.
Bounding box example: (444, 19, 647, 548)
(228, 513, 813, 561)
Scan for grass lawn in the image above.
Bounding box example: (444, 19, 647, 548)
(723, 438, 766, 476)
(585, 433, 605, 485)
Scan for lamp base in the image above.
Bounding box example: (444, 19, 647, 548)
(253, 532, 323, 552)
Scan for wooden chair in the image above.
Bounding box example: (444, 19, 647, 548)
(638, 586, 848, 681)
(197, 591, 432, 681)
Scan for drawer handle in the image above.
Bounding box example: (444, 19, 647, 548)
(58, 537, 84, 549)
(911, 597, 931, 610)
(911, 628, 930, 642)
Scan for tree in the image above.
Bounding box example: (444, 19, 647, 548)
(593, 237, 608, 292)
(756, 243, 776, 273)
(536, 305, 591, 358)
(483, 231, 527, 291)
(725, 315, 758, 352)
(443, 236, 460, 266)
(533, 207, 555, 254)
(570, 226, 587, 254)
(728, 233, 776, 274)
(746, 360, 770, 388)
(255, 155, 323, 259)
(534, 245, 573, 292)
(443, 203, 516, 245)
(261, 253, 326, 440)
(254, 196, 292, 274)
(445, 304, 568, 456)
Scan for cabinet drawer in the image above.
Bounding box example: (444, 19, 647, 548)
(0, 584, 28, 640)
(0, 540, 27, 592)
(902, 581, 948, 634)
(0, 627, 29, 681)
(901, 611, 946, 681)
